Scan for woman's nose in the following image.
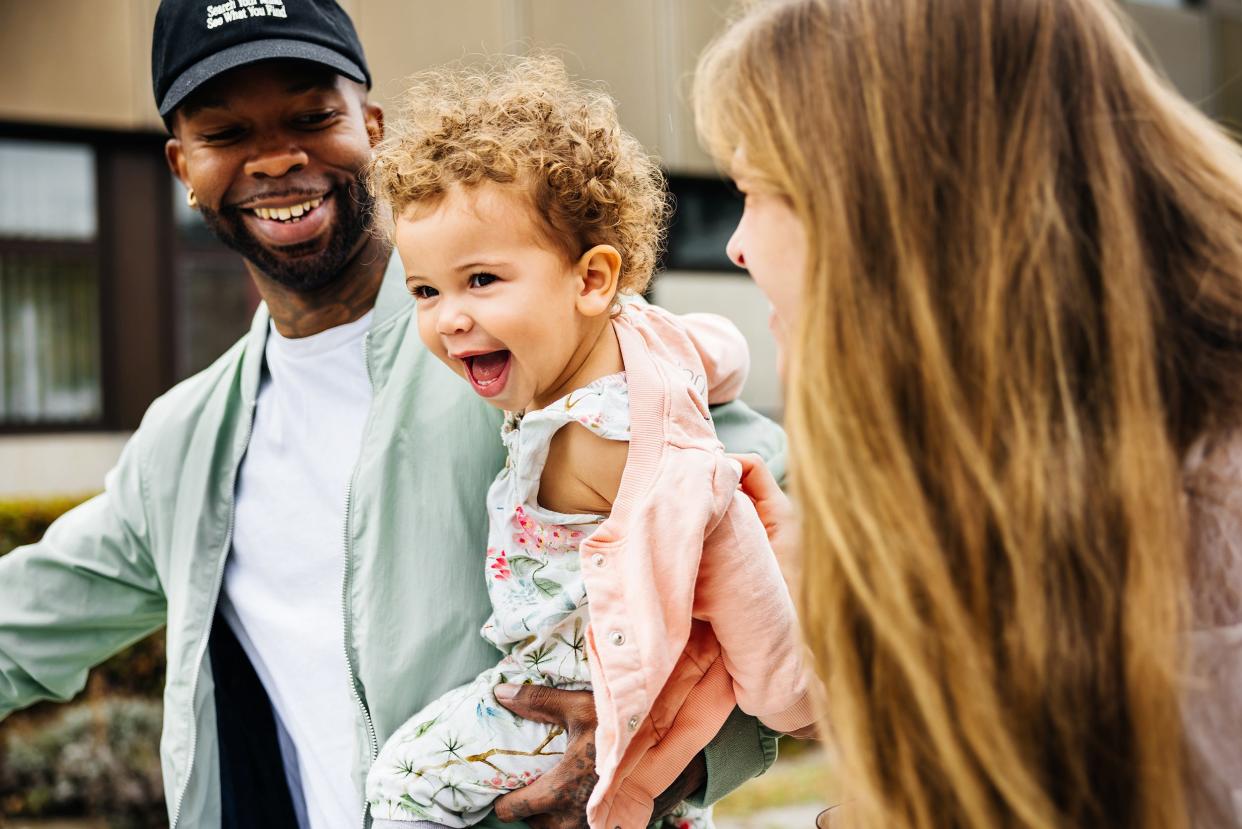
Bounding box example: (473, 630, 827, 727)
(726, 225, 747, 269)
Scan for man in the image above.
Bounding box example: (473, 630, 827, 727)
(0, 1, 787, 827)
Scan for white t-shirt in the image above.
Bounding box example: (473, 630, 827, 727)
(220, 310, 374, 829)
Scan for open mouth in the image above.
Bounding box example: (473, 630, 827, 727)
(247, 196, 325, 224)
(239, 193, 334, 246)
(464, 350, 512, 398)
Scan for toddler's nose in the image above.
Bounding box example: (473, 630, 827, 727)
(436, 307, 473, 336)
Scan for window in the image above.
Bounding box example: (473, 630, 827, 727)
(171, 180, 255, 380)
(662, 175, 744, 274)
(0, 140, 103, 425)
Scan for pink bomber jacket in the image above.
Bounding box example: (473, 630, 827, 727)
(582, 304, 816, 829)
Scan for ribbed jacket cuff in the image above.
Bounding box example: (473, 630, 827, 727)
(684, 707, 779, 810)
(758, 693, 817, 734)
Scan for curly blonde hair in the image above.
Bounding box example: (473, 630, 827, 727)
(368, 56, 668, 295)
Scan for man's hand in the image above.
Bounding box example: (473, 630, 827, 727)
(492, 684, 598, 829)
(491, 684, 707, 828)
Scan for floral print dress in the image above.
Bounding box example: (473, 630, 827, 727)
(367, 373, 712, 829)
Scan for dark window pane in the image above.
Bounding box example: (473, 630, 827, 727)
(0, 140, 96, 241)
(171, 178, 255, 379)
(0, 251, 102, 423)
(174, 254, 254, 379)
(0, 138, 101, 425)
(173, 179, 226, 246)
(663, 175, 744, 273)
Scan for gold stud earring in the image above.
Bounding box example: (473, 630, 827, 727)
(186, 188, 198, 209)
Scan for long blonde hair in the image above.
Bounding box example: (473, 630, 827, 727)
(696, 1, 1242, 826)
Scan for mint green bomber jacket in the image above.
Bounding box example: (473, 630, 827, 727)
(0, 255, 786, 829)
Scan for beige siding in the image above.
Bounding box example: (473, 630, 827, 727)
(1214, 16, 1242, 131)
(1, 1, 1237, 146)
(1125, 3, 1214, 110)
(1, 0, 162, 130)
(354, 0, 512, 106)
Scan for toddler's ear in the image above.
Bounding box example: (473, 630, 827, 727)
(576, 245, 622, 317)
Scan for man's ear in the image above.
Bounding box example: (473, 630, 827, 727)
(365, 102, 384, 148)
(165, 136, 189, 188)
(575, 245, 622, 318)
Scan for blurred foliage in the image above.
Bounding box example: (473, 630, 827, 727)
(0, 497, 166, 699)
(715, 742, 836, 817)
(0, 497, 167, 824)
(0, 698, 165, 828)
(0, 496, 93, 557)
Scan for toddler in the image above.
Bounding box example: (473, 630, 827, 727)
(364, 58, 814, 829)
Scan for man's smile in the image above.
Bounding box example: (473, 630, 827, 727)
(238, 193, 334, 247)
(249, 196, 325, 223)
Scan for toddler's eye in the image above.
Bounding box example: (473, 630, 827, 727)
(410, 285, 439, 300)
(469, 273, 498, 289)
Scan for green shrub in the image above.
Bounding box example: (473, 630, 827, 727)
(0, 496, 169, 824)
(0, 496, 166, 699)
(0, 495, 93, 557)
(0, 698, 165, 828)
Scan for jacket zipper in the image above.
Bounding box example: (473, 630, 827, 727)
(344, 334, 380, 829)
(170, 402, 256, 829)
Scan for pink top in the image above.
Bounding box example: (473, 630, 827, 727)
(1182, 431, 1242, 827)
(581, 304, 816, 829)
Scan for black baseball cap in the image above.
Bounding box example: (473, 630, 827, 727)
(152, 0, 371, 118)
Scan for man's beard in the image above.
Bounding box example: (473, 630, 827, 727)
(198, 175, 375, 292)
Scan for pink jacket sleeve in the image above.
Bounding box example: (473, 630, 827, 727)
(624, 303, 750, 405)
(692, 462, 817, 733)
(676, 312, 750, 405)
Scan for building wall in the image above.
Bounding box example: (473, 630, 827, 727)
(0, 0, 732, 170)
(1, 0, 164, 132)
(1, 0, 1240, 495)
(0, 433, 130, 498)
(3, 1, 1236, 148)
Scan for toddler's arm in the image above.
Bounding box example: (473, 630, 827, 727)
(621, 300, 751, 404)
(693, 468, 819, 735)
(673, 311, 751, 404)
(538, 419, 628, 515)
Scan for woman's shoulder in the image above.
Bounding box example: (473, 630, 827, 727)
(1184, 428, 1242, 631)
(1181, 431, 1242, 828)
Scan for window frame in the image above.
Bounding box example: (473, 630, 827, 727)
(660, 173, 747, 276)
(0, 122, 176, 434)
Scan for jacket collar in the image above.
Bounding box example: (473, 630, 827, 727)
(372, 247, 412, 328)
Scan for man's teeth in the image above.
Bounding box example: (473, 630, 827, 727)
(253, 197, 323, 222)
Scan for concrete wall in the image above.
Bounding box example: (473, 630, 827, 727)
(1, 0, 1239, 494)
(652, 272, 782, 417)
(2, 0, 164, 131)
(0, 433, 130, 498)
(0, 0, 732, 171)
(3, 1, 1236, 138)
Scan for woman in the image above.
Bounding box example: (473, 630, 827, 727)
(694, 0, 1242, 827)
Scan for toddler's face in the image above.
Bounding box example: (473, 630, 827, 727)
(396, 181, 592, 412)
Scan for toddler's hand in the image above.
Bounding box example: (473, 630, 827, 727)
(730, 453, 800, 587)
